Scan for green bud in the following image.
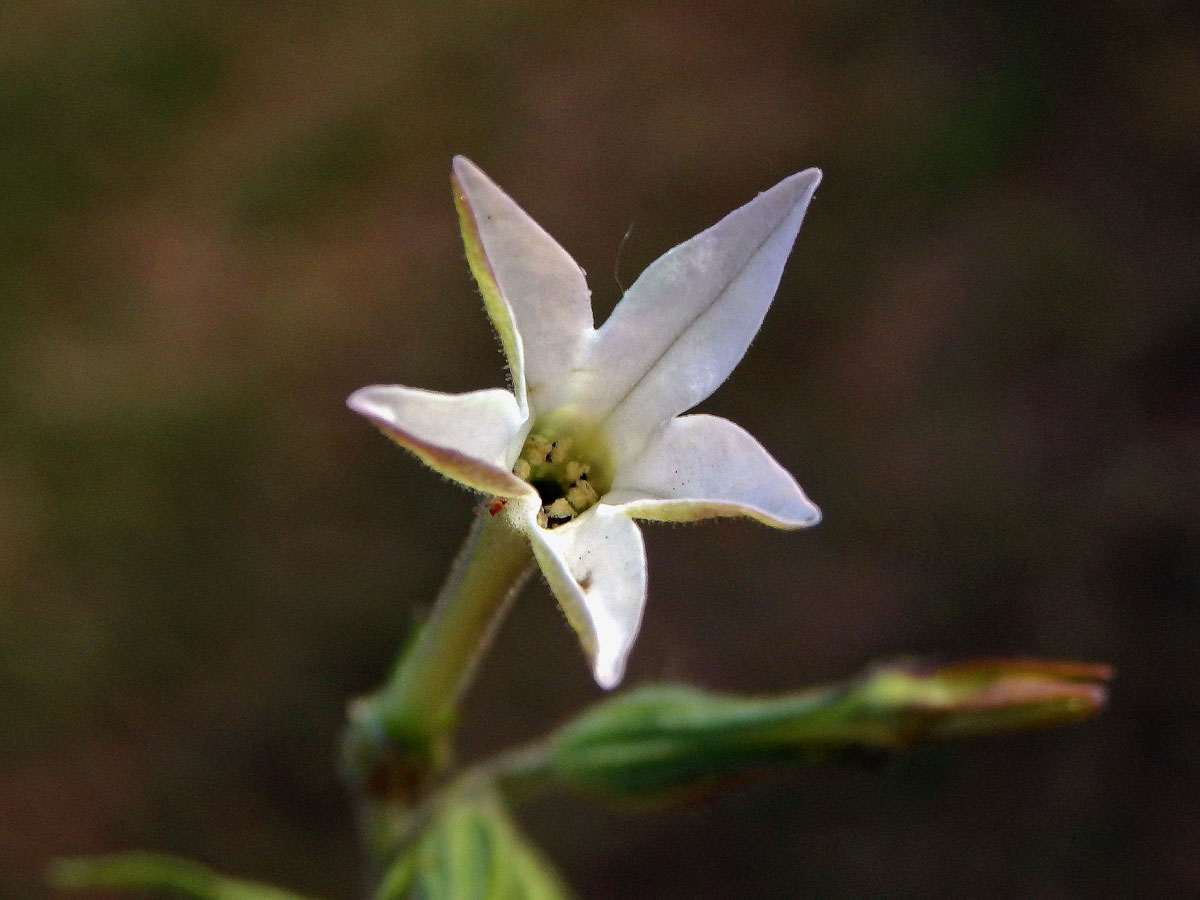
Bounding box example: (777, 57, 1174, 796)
(547, 658, 1111, 799)
(874, 658, 1114, 742)
(378, 789, 572, 900)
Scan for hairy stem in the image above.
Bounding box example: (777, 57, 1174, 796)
(343, 512, 534, 815)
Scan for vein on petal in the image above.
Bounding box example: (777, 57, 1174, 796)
(617, 247, 766, 409)
(588, 174, 820, 441)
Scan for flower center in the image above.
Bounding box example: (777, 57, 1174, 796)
(513, 428, 609, 529)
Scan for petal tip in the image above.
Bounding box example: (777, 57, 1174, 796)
(780, 167, 822, 206)
(346, 384, 383, 419)
(592, 654, 626, 691)
(777, 498, 822, 529)
(451, 155, 487, 187)
(346, 385, 412, 429)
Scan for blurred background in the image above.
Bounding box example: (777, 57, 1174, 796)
(1, 0, 1197, 897)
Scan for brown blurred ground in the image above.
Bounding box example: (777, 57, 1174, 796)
(1, 1, 1197, 897)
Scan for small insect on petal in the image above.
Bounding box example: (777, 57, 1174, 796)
(487, 497, 508, 516)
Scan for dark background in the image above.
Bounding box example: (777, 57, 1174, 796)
(2, 1, 1197, 897)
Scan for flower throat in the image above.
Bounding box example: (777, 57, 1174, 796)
(514, 432, 601, 529)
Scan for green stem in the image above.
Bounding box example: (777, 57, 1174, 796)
(383, 513, 533, 739)
(374, 739, 556, 866)
(344, 512, 534, 804)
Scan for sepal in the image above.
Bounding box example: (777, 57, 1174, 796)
(378, 790, 573, 900)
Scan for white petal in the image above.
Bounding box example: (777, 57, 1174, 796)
(522, 503, 647, 690)
(578, 169, 821, 461)
(605, 414, 821, 528)
(348, 385, 534, 497)
(453, 157, 594, 415)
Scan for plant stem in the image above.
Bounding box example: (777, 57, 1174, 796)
(373, 739, 556, 866)
(343, 512, 534, 805)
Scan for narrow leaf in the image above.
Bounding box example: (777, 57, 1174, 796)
(51, 853, 319, 900)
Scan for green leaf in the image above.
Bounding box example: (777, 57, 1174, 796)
(378, 789, 573, 900)
(50, 853, 320, 900)
(548, 657, 1112, 799)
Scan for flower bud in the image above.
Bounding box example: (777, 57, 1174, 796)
(547, 658, 1111, 799)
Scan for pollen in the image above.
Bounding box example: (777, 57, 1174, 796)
(566, 478, 598, 511)
(515, 430, 604, 529)
(523, 434, 553, 465)
(548, 437, 572, 464)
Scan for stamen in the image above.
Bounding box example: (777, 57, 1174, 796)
(515, 429, 608, 529)
(544, 497, 575, 528)
(523, 434, 552, 465)
(566, 479, 598, 511)
(549, 437, 572, 464)
(545, 497, 573, 519)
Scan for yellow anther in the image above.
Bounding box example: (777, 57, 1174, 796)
(566, 479, 599, 511)
(516, 424, 612, 528)
(549, 437, 573, 464)
(545, 497, 574, 519)
(524, 434, 553, 464)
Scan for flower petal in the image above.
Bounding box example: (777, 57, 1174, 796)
(348, 384, 534, 497)
(578, 169, 822, 461)
(522, 503, 647, 690)
(605, 414, 821, 528)
(452, 157, 594, 415)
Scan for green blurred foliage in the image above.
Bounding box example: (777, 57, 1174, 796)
(1, 0, 1196, 898)
(52, 852, 319, 900)
(378, 790, 572, 900)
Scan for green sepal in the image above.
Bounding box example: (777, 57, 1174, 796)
(50, 853, 320, 900)
(548, 657, 1111, 799)
(378, 789, 573, 900)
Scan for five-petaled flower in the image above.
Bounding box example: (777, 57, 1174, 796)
(349, 157, 822, 689)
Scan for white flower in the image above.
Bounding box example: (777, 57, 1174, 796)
(349, 157, 822, 690)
